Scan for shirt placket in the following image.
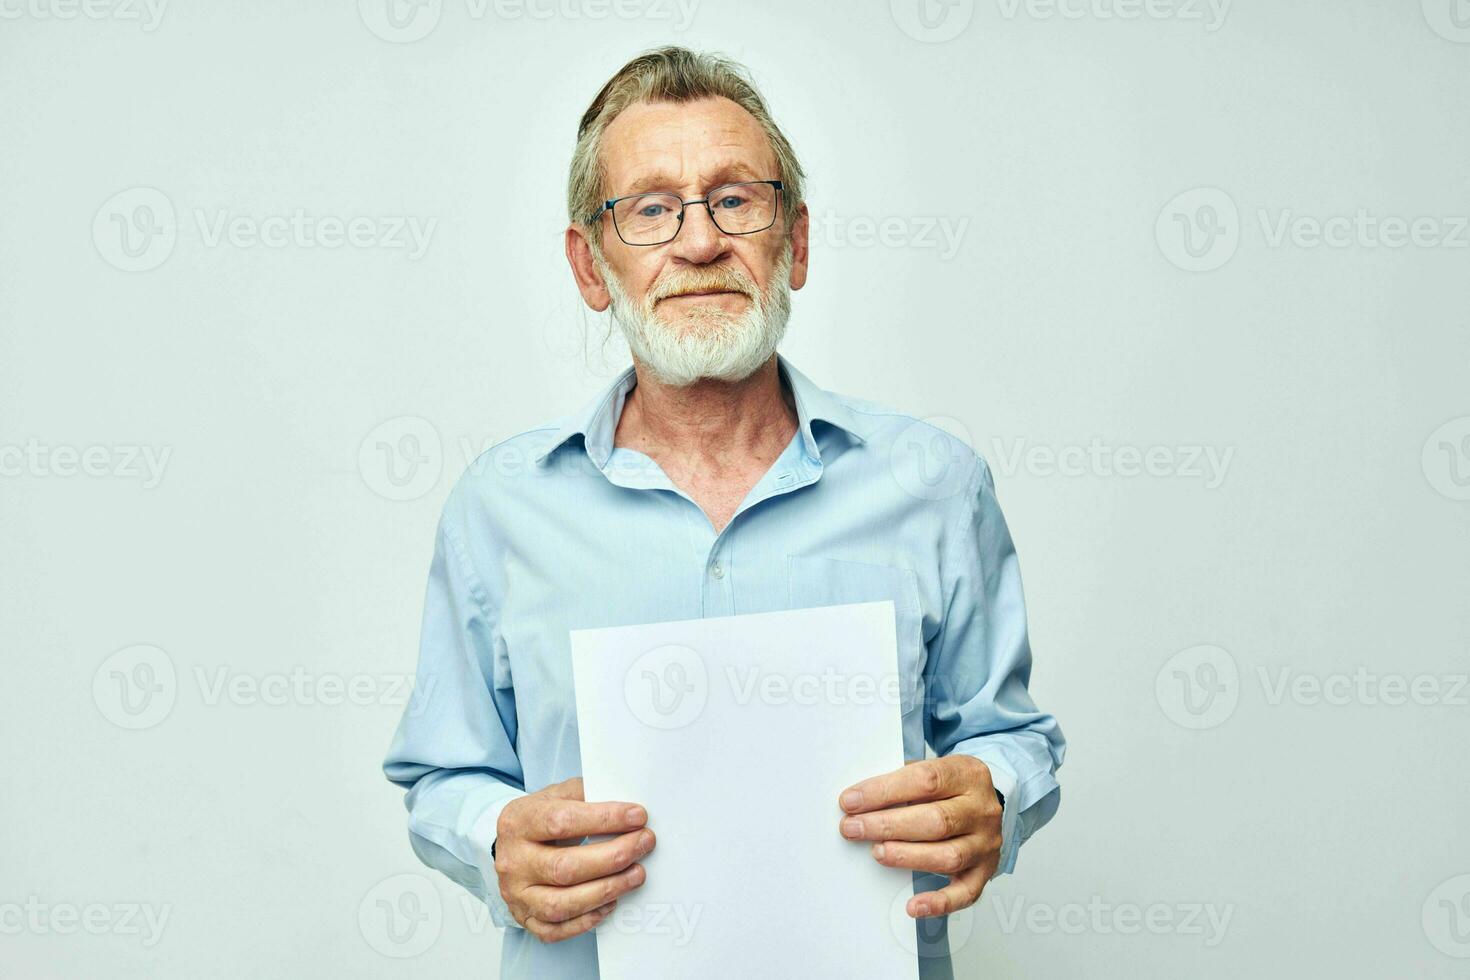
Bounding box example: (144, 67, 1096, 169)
(597, 424, 826, 617)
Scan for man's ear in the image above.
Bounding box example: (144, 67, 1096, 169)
(566, 223, 611, 312)
(788, 202, 810, 291)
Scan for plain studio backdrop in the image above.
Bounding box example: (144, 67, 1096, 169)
(2, 1, 1468, 977)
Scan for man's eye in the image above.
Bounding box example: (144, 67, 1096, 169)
(713, 195, 749, 210)
(637, 203, 669, 219)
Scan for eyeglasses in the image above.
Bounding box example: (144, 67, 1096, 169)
(591, 179, 784, 246)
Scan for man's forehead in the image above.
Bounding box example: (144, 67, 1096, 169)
(600, 96, 776, 193)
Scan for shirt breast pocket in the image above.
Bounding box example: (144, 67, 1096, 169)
(785, 554, 927, 719)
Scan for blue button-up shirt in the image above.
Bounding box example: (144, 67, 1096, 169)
(383, 352, 1065, 979)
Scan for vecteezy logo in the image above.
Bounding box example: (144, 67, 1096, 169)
(890, 0, 974, 42)
(358, 416, 442, 501)
(358, 0, 442, 42)
(92, 644, 177, 730)
(1422, 0, 1470, 42)
(890, 416, 975, 502)
(1423, 874, 1470, 957)
(624, 644, 708, 730)
(1155, 644, 1238, 729)
(1155, 187, 1240, 272)
(889, 878, 975, 958)
(359, 873, 442, 957)
(93, 187, 177, 272)
(1422, 416, 1470, 501)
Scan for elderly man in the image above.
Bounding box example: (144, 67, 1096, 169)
(383, 46, 1064, 979)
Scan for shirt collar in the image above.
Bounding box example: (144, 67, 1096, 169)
(530, 352, 869, 469)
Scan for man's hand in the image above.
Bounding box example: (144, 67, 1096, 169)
(494, 777, 655, 942)
(837, 756, 1002, 918)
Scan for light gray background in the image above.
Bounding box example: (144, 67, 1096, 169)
(2, 1, 1468, 976)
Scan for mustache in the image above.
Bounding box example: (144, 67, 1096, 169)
(649, 266, 757, 302)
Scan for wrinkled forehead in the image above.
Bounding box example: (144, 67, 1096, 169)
(598, 96, 778, 199)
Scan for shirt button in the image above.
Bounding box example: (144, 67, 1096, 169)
(711, 563, 725, 579)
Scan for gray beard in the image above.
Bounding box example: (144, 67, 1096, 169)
(598, 242, 794, 387)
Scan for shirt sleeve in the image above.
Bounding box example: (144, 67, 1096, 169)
(924, 454, 1065, 877)
(382, 509, 528, 929)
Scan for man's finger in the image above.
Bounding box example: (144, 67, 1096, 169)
(867, 837, 985, 876)
(838, 758, 986, 814)
(531, 828, 656, 886)
(908, 866, 989, 918)
(839, 798, 972, 843)
(524, 900, 618, 943)
(521, 797, 648, 843)
(540, 777, 586, 802)
(523, 863, 647, 924)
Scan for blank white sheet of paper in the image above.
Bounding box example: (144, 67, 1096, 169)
(570, 600, 920, 980)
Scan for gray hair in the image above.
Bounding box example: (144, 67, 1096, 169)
(568, 46, 806, 251)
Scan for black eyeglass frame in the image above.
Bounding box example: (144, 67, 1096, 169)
(590, 179, 785, 246)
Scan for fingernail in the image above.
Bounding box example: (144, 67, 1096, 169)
(912, 900, 930, 917)
(840, 789, 863, 811)
(626, 805, 646, 824)
(841, 818, 862, 839)
(871, 843, 886, 860)
(638, 831, 653, 852)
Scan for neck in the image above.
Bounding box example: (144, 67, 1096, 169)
(614, 355, 798, 465)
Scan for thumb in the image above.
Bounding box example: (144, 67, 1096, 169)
(540, 776, 585, 802)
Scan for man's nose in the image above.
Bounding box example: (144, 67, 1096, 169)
(668, 200, 731, 263)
